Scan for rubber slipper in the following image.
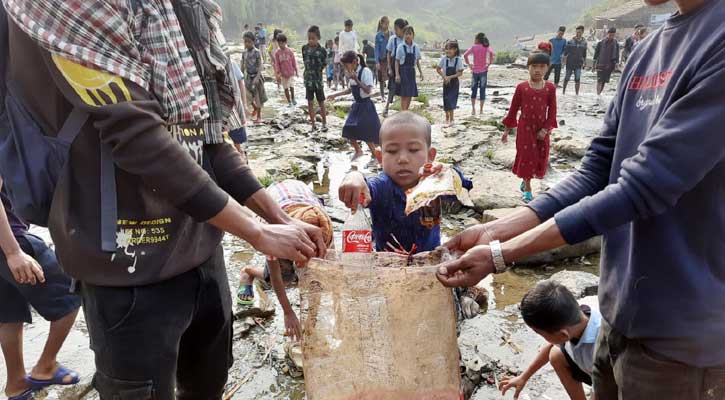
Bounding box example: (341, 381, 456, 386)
(520, 181, 526, 193)
(8, 388, 37, 400)
(237, 285, 254, 306)
(522, 191, 533, 204)
(26, 364, 80, 390)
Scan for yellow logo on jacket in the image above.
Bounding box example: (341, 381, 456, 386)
(52, 55, 131, 106)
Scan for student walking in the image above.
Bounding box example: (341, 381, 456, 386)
(383, 18, 408, 117)
(501, 53, 557, 203)
(545, 26, 567, 86)
(268, 29, 283, 91)
(302, 26, 329, 132)
(395, 26, 424, 111)
(327, 51, 380, 161)
(325, 39, 335, 89)
(593, 27, 620, 95)
(436, 41, 465, 127)
(273, 33, 299, 107)
(464, 33, 495, 115)
(562, 25, 587, 95)
(242, 31, 268, 123)
(375, 16, 392, 102)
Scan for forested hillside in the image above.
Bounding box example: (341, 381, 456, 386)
(218, 0, 601, 47)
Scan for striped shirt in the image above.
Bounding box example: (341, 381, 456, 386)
(267, 180, 322, 210)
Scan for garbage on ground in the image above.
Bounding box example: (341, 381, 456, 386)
(299, 249, 461, 400)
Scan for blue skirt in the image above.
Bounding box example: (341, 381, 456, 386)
(342, 98, 381, 144)
(443, 79, 460, 111)
(400, 66, 418, 98)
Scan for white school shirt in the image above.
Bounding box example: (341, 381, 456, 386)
(338, 30, 359, 54)
(349, 65, 374, 99)
(564, 303, 602, 376)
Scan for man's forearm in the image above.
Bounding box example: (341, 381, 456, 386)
(486, 207, 542, 243)
(500, 218, 566, 264)
(244, 189, 291, 224)
(207, 197, 264, 243)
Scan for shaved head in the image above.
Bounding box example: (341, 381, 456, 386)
(380, 111, 432, 146)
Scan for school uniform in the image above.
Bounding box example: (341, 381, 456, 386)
(342, 65, 381, 144)
(396, 41, 421, 97)
(386, 35, 404, 96)
(439, 55, 464, 111)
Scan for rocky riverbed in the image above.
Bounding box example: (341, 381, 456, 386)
(2, 50, 620, 399)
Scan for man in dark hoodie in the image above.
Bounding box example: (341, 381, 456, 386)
(436, 0, 725, 399)
(0, 1, 325, 399)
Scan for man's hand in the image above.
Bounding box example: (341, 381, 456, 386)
(499, 375, 529, 399)
(250, 224, 317, 265)
(288, 218, 327, 259)
(338, 172, 371, 213)
(436, 244, 495, 287)
(284, 311, 303, 342)
(442, 224, 495, 256)
(502, 127, 511, 144)
(7, 251, 45, 285)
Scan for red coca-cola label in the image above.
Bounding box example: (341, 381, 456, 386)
(342, 230, 373, 253)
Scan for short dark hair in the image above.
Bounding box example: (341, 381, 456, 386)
(344, 19, 353, 27)
(634, 23, 644, 29)
(308, 25, 321, 39)
(576, 25, 585, 31)
(608, 27, 617, 34)
(521, 281, 582, 333)
(276, 33, 287, 43)
(380, 111, 432, 146)
(243, 31, 255, 42)
(340, 50, 365, 68)
(363, 39, 369, 45)
(394, 18, 408, 30)
(558, 26, 567, 33)
(528, 52, 551, 66)
(403, 26, 415, 36)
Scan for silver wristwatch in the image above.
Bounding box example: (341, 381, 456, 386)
(489, 240, 508, 274)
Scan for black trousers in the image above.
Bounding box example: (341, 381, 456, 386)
(544, 63, 562, 85)
(81, 246, 233, 400)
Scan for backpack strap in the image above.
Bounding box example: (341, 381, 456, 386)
(100, 143, 117, 253)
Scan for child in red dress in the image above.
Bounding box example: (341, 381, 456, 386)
(502, 52, 557, 203)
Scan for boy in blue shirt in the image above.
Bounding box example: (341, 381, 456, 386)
(545, 26, 567, 86)
(338, 111, 472, 254)
(500, 281, 601, 400)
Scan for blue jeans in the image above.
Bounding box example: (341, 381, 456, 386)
(471, 72, 488, 100)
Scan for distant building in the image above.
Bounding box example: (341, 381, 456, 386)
(593, 0, 677, 29)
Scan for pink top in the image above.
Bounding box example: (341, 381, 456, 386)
(463, 44, 495, 74)
(273, 47, 298, 78)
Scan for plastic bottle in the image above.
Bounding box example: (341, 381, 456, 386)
(341, 194, 373, 264)
(419, 163, 442, 229)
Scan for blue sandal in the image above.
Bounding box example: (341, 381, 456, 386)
(8, 388, 37, 400)
(522, 191, 533, 203)
(26, 364, 80, 390)
(237, 285, 254, 306)
(520, 181, 526, 193)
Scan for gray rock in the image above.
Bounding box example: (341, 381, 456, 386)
(549, 270, 599, 298)
(553, 139, 589, 159)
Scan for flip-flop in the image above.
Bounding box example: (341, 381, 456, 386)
(520, 181, 526, 193)
(237, 285, 254, 306)
(522, 191, 533, 204)
(26, 364, 80, 390)
(8, 388, 36, 400)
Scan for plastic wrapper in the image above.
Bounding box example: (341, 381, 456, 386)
(299, 249, 461, 400)
(404, 164, 474, 216)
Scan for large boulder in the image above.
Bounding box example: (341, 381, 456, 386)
(549, 270, 599, 298)
(552, 138, 590, 160)
(467, 170, 524, 212)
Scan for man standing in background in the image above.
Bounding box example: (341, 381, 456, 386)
(593, 27, 620, 95)
(562, 25, 587, 95)
(545, 26, 567, 86)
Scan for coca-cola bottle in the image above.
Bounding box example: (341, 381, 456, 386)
(420, 163, 442, 229)
(341, 194, 373, 264)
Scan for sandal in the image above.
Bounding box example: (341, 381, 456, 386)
(522, 191, 533, 204)
(8, 388, 37, 400)
(520, 181, 526, 193)
(237, 285, 254, 306)
(26, 364, 80, 390)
